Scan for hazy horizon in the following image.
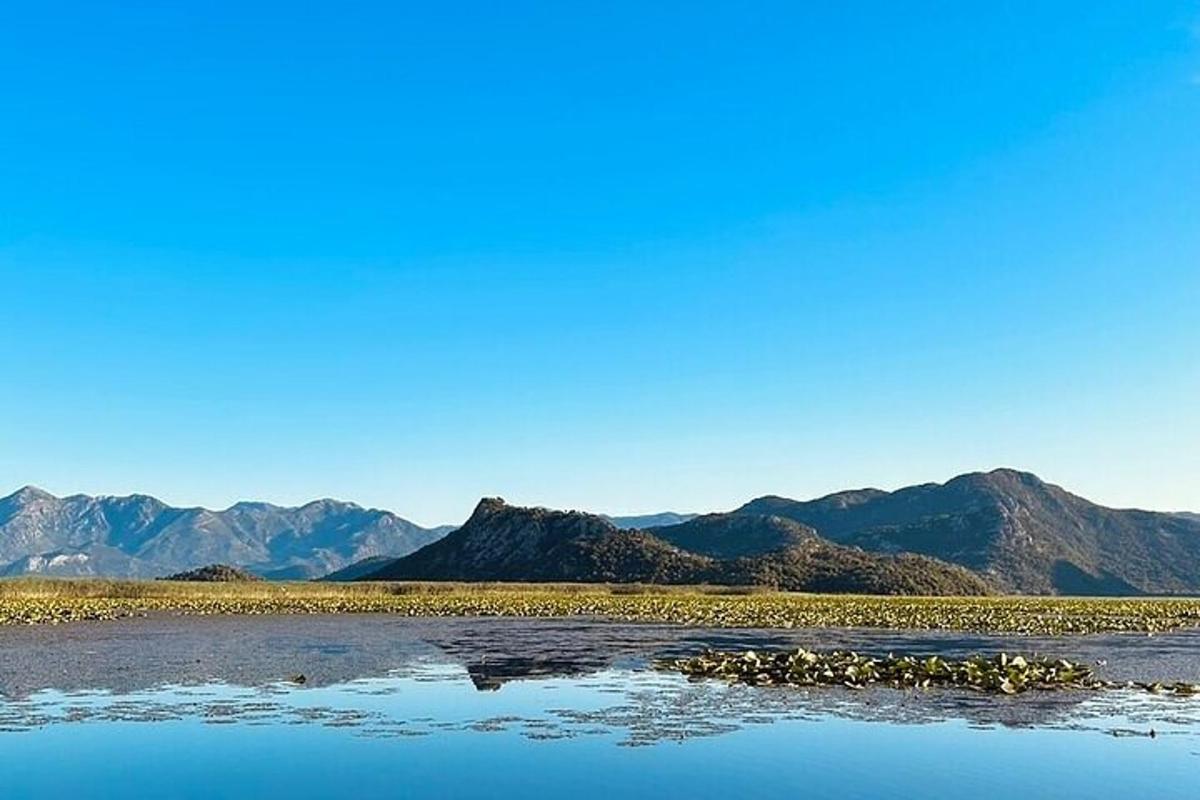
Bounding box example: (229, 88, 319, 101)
(3, 3, 1198, 525)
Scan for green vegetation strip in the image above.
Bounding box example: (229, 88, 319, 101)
(658, 648, 1200, 696)
(1, 580, 1200, 635)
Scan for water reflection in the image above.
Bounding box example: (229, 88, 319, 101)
(0, 615, 1198, 744)
(2, 667, 1199, 747)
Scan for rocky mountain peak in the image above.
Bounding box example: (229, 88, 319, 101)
(468, 497, 509, 521)
(5, 485, 57, 504)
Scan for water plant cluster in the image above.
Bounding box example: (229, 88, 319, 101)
(2, 580, 1200, 634)
(658, 648, 1200, 696)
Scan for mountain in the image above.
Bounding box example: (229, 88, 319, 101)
(7, 470, 1197, 594)
(366, 498, 712, 584)
(362, 498, 991, 595)
(736, 469, 1200, 595)
(0, 547, 152, 578)
(653, 513, 818, 558)
(650, 512, 990, 594)
(322, 555, 402, 582)
(0, 486, 451, 579)
(603, 512, 697, 530)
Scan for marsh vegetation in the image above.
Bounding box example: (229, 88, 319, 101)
(658, 648, 1200, 695)
(2, 578, 1200, 634)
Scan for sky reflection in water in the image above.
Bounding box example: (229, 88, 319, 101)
(1, 617, 1198, 799)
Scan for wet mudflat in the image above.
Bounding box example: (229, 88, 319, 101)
(1, 615, 1198, 798)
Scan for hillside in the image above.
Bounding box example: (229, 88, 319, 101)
(367, 498, 713, 584)
(0, 486, 449, 579)
(737, 469, 1200, 594)
(322, 556, 400, 582)
(362, 499, 991, 595)
(653, 513, 819, 558)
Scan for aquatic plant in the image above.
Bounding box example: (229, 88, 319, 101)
(1, 579, 1200, 635)
(657, 648, 1200, 695)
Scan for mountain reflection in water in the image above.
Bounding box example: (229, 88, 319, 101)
(0, 615, 1198, 744)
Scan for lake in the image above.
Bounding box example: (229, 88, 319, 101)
(2, 616, 1198, 799)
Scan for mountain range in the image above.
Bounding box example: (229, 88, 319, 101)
(0, 486, 451, 579)
(3, 469, 1199, 595)
(361, 497, 991, 595)
(735, 469, 1200, 595)
(356, 469, 1200, 595)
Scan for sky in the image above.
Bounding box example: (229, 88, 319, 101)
(1, 2, 1198, 525)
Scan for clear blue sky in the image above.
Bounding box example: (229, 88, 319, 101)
(2, 2, 1198, 525)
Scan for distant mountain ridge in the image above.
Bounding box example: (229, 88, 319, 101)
(0, 486, 451, 579)
(360, 498, 991, 595)
(735, 469, 1200, 595)
(603, 512, 697, 530)
(5, 469, 1199, 595)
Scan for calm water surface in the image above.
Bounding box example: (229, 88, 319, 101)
(1, 616, 1197, 799)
